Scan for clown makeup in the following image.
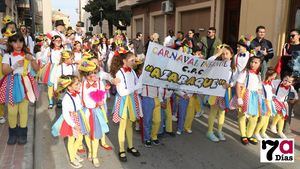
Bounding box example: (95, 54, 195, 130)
(237, 44, 247, 54)
(123, 54, 136, 68)
(53, 38, 62, 48)
(11, 39, 24, 52)
(86, 70, 98, 83)
(67, 77, 81, 92)
(281, 76, 295, 87)
(221, 48, 233, 61)
(249, 57, 262, 72)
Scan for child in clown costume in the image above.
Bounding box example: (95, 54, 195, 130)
(51, 75, 89, 168)
(39, 35, 63, 109)
(110, 51, 142, 162)
(85, 54, 115, 151)
(235, 55, 264, 145)
(0, 33, 39, 145)
(253, 68, 277, 140)
(78, 60, 109, 167)
(206, 44, 238, 142)
(269, 72, 298, 138)
(53, 50, 78, 108)
(0, 16, 17, 124)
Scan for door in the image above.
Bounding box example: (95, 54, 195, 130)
(222, 0, 241, 53)
(288, 0, 300, 30)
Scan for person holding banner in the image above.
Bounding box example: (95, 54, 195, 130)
(142, 85, 162, 147)
(235, 55, 264, 145)
(176, 91, 192, 135)
(110, 51, 142, 162)
(206, 44, 238, 142)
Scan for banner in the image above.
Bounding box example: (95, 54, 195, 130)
(141, 42, 232, 97)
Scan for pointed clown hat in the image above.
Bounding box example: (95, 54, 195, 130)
(78, 60, 97, 72)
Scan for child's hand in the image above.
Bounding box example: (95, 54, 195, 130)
(222, 83, 230, 89)
(112, 78, 121, 85)
(161, 102, 167, 109)
(289, 99, 296, 104)
(25, 54, 34, 61)
(183, 94, 190, 100)
(0, 37, 7, 45)
(237, 98, 243, 106)
(12, 60, 24, 70)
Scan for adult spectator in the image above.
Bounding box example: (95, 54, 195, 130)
(20, 25, 34, 54)
(163, 29, 175, 48)
(250, 26, 274, 79)
(200, 27, 222, 59)
(276, 29, 300, 132)
(132, 32, 145, 60)
(187, 29, 199, 54)
(47, 19, 66, 44)
(174, 31, 184, 50)
(75, 21, 85, 43)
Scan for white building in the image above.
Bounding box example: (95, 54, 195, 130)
(0, 0, 19, 28)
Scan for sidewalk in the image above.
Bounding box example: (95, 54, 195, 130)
(0, 104, 35, 169)
(34, 86, 123, 169)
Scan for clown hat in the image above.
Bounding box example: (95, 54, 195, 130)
(76, 21, 84, 27)
(78, 60, 97, 72)
(92, 39, 100, 45)
(56, 76, 73, 93)
(82, 52, 94, 60)
(55, 20, 65, 27)
(61, 50, 73, 59)
(3, 28, 16, 38)
(2, 15, 13, 25)
(237, 35, 253, 50)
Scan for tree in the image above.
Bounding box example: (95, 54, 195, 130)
(83, 0, 131, 36)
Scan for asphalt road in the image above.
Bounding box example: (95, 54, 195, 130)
(34, 86, 300, 169)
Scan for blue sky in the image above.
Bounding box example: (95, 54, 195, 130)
(52, 0, 79, 27)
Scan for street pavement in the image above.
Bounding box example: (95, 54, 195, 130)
(1, 85, 300, 169)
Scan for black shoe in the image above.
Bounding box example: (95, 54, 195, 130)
(152, 139, 160, 145)
(118, 152, 127, 162)
(127, 147, 141, 157)
(57, 100, 62, 108)
(7, 127, 17, 145)
(17, 127, 28, 145)
(166, 132, 176, 137)
(144, 140, 152, 148)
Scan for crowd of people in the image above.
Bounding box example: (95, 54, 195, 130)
(0, 16, 299, 168)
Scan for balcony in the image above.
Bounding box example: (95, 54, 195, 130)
(116, 0, 154, 10)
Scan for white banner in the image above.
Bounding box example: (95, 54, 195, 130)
(141, 42, 232, 97)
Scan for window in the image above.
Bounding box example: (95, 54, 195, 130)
(295, 8, 300, 29)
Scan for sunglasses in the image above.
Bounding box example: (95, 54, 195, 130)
(290, 34, 298, 38)
(188, 32, 193, 34)
(207, 31, 214, 34)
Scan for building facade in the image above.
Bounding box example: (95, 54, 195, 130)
(117, 0, 299, 65)
(0, 0, 19, 28)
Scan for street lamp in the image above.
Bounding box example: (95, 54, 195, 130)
(99, 7, 103, 33)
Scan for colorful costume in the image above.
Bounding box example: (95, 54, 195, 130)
(112, 67, 142, 154)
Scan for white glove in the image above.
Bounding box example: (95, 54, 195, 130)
(11, 62, 22, 70)
(237, 98, 243, 106)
